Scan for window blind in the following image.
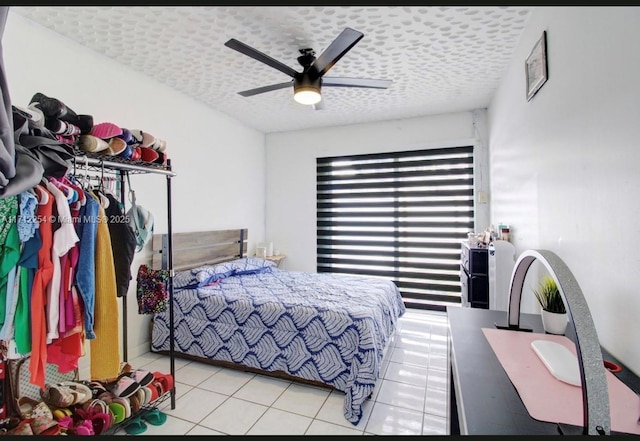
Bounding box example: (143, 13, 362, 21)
(316, 146, 474, 311)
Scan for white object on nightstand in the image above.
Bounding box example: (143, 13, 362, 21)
(531, 339, 581, 387)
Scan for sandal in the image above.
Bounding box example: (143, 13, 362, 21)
(112, 397, 131, 419)
(75, 407, 112, 435)
(124, 415, 147, 435)
(146, 385, 159, 403)
(108, 374, 141, 398)
(7, 419, 34, 435)
(16, 396, 41, 419)
(107, 402, 126, 425)
(59, 381, 93, 405)
(141, 408, 167, 426)
(152, 371, 174, 394)
(41, 383, 78, 408)
(124, 369, 154, 387)
(29, 414, 60, 436)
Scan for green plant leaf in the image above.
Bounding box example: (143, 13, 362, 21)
(533, 275, 566, 314)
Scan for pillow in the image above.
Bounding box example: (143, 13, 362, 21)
(172, 268, 199, 290)
(195, 257, 276, 282)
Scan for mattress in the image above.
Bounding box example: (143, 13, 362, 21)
(151, 257, 406, 424)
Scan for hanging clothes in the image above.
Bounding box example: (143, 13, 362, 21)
(47, 178, 85, 374)
(74, 185, 99, 340)
(29, 184, 55, 389)
(0, 7, 16, 190)
(12, 219, 41, 353)
(0, 190, 39, 351)
(44, 179, 79, 344)
(89, 191, 120, 380)
(0, 196, 20, 329)
(102, 190, 136, 298)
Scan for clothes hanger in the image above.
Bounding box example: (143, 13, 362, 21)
(34, 183, 49, 204)
(94, 162, 110, 209)
(65, 174, 86, 206)
(49, 176, 78, 203)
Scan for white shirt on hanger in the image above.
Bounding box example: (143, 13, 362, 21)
(45, 180, 79, 344)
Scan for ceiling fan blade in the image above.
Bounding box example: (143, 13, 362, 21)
(323, 77, 392, 89)
(238, 81, 293, 97)
(225, 38, 298, 78)
(311, 28, 364, 77)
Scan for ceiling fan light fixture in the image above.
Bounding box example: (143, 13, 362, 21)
(294, 76, 322, 105)
(294, 88, 322, 105)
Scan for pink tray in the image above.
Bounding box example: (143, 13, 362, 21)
(482, 327, 640, 434)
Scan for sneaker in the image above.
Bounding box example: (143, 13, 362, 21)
(29, 92, 93, 133)
(30, 92, 78, 120)
(91, 122, 122, 140)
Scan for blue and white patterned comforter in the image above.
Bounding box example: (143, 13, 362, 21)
(151, 258, 406, 425)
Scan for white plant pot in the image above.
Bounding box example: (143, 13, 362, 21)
(541, 310, 568, 335)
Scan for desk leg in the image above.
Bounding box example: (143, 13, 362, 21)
(449, 368, 460, 435)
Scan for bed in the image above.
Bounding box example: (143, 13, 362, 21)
(149, 229, 406, 425)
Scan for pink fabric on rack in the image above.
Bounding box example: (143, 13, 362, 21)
(482, 328, 640, 434)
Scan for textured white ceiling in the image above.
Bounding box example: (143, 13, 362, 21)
(12, 6, 532, 134)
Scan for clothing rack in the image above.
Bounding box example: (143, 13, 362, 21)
(71, 153, 177, 409)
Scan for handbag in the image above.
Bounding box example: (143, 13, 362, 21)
(136, 264, 169, 314)
(126, 174, 154, 253)
(4, 356, 77, 418)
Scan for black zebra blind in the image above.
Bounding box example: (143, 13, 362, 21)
(316, 146, 474, 311)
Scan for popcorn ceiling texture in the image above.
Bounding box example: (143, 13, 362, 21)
(13, 6, 532, 134)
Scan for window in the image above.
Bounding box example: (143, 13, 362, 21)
(316, 146, 474, 311)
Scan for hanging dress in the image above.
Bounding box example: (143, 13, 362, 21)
(103, 191, 136, 298)
(89, 191, 120, 380)
(29, 185, 55, 389)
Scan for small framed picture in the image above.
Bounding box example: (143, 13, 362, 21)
(525, 31, 548, 101)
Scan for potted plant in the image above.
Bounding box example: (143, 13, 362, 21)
(533, 275, 568, 335)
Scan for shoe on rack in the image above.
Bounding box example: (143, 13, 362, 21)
(29, 92, 93, 134)
(108, 374, 141, 398)
(91, 122, 122, 140)
(30, 92, 78, 120)
(107, 137, 128, 156)
(124, 369, 154, 387)
(78, 134, 110, 153)
(45, 118, 81, 137)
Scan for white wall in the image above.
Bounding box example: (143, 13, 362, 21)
(3, 12, 266, 373)
(488, 7, 640, 375)
(265, 111, 490, 272)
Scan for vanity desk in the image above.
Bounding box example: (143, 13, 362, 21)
(447, 306, 640, 435)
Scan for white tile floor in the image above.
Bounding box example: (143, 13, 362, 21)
(114, 309, 450, 436)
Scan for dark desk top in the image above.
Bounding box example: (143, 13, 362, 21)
(447, 306, 640, 435)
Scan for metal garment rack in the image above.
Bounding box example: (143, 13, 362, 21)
(72, 154, 177, 409)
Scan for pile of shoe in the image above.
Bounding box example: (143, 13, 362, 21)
(78, 124, 168, 166)
(5, 364, 173, 436)
(25, 92, 93, 146)
(20, 92, 169, 166)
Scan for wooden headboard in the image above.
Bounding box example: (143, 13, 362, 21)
(151, 228, 248, 271)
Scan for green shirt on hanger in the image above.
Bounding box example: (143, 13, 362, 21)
(0, 196, 20, 326)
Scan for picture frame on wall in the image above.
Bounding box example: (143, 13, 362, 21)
(525, 31, 548, 101)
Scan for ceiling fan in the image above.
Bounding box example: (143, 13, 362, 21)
(224, 27, 392, 106)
